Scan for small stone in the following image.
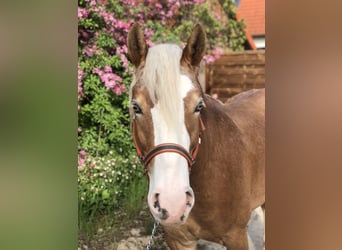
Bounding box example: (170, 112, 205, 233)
(130, 228, 141, 237)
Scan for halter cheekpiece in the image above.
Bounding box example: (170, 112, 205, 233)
(132, 117, 205, 177)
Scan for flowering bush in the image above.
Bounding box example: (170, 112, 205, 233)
(78, 0, 246, 217)
(78, 150, 142, 218)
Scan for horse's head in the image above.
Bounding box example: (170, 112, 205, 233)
(127, 23, 206, 225)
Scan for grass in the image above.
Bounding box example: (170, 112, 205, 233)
(78, 177, 151, 248)
(122, 177, 148, 218)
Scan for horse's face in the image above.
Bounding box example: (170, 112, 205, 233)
(130, 70, 203, 225)
(128, 24, 206, 225)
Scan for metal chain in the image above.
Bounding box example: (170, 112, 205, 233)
(146, 220, 159, 250)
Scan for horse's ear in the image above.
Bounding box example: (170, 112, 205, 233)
(127, 23, 148, 67)
(181, 24, 207, 67)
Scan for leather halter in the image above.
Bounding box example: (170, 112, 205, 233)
(132, 117, 205, 176)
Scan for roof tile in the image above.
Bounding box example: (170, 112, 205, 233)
(238, 0, 265, 36)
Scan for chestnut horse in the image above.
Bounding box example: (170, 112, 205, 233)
(127, 23, 265, 250)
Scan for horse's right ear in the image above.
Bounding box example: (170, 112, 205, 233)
(127, 23, 148, 67)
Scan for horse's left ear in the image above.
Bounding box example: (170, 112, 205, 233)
(127, 23, 148, 67)
(181, 24, 207, 67)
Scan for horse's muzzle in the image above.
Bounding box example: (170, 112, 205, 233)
(148, 187, 195, 225)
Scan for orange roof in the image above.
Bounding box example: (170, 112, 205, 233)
(238, 0, 265, 36)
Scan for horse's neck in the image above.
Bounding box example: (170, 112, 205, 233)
(202, 95, 239, 136)
(196, 96, 238, 158)
(191, 94, 243, 180)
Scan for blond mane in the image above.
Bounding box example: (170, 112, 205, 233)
(132, 44, 183, 127)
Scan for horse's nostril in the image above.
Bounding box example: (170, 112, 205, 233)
(153, 193, 160, 209)
(154, 200, 160, 209)
(185, 189, 194, 208)
(160, 208, 169, 220)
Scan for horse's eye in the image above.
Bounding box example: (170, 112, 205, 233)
(132, 101, 143, 115)
(194, 100, 204, 113)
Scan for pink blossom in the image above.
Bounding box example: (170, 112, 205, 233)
(78, 127, 82, 133)
(113, 85, 125, 95)
(155, 3, 162, 9)
(104, 80, 115, 89)
(92, 68, 100, 75)
(82, 45, 97, 57)
(78, 149, 87, 167)
(166, 0, 176, 5)
(93, 67, 124, 93)
(78, 65, 84, 81)
(116, 45, 128, 55)
(182, 0, 205, 3)
(78, 64, 85, 99)
(166, 10, 174, 18)
(213, 46, 224, 58)
(78, 158, 85, 166)
(122, 0, 136, 7)
(144, 28, 154, 38)
(203, 54, 215, 64)
(79, 29, 89, 40)
(182, 0, 192, 5)
(98, 8, 115, 26)
(115, 20, 130, 32)
(103, 65, 112, 73)
(146, 39, 155, 47)
(78, 7, 88, 19)
(122, 45, 128, 54)
(203, 47, 224, 65)
(121, 54, 129, 67)
(136, 13, 144, 22)
(214, 12, 221, 20)
(85, 0, 97, 7)
(78, 81, 83, 99)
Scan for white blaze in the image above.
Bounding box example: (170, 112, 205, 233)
(148, 74, 195, 213)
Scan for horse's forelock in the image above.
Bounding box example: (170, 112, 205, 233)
(141, 44, 183, 127)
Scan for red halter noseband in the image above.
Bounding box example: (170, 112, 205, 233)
(132, 117, 205, 177)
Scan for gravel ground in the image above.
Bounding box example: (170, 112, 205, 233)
(79, 206, 264, 250)
(116, 206, 265, 250)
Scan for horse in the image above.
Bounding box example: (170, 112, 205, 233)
(127, 23, 265, 250)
